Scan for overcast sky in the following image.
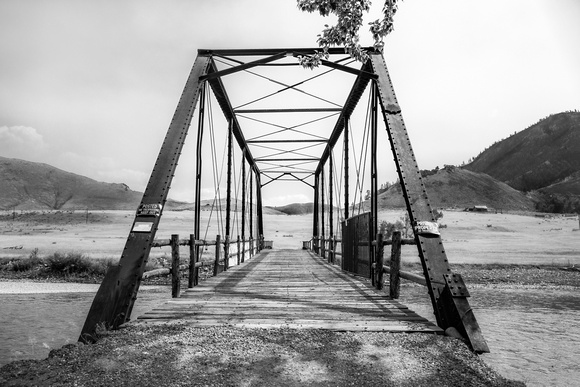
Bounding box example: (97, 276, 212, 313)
(1, 0, 579, 206)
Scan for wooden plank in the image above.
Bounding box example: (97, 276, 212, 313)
(136, 250, 441, 333)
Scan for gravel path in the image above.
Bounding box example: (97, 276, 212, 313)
(0, 322, 524, 387)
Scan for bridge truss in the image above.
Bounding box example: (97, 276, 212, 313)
(80, 47, 488, 353)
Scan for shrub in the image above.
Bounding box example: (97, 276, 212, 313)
(2, 248, 43, 272)
(8, 257, 43, 272)
(44, 252, 108, 276)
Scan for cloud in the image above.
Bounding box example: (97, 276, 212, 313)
(0, 126, 47, 158)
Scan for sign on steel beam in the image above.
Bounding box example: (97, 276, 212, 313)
(79, 55, 211, 343)
(369, 53, 489, 353)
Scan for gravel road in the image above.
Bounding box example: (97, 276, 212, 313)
(0, 322, 525, 387)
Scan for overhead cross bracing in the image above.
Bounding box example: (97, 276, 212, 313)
(201, 48, 375, 190)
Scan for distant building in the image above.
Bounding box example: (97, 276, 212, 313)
(464, 205, 488, 212)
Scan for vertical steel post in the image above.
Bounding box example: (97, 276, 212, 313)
(241, 150, 246, 262)
(329, 149, 334, 263)
(225, 120, 233, 242)
(249, 171, 253, 242)
(192, 83, 206, 288)
(321, 166, 325, 259)
(370, 82, 378, 283)
(256, 172, 264, 249)
(344, 116, 350, 220)
(313, 173, 320, 254)
(371, 83, 378, 240)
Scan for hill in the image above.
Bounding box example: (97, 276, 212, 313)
(0, 156, 185, 210)
(377, 166, 535, 211)
(464, 111, 580, 192)
(530, 171, 580, 213)
(268, 202, 314, 215)
(197, 198, 284, 215)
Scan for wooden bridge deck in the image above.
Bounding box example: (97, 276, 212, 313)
(137, 249, 443, 333)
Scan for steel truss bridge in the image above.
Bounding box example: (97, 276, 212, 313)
(80, 47, 489, 353)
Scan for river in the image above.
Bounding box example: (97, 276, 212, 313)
(400, 285, 580, 387)
(1, 282, 579, 386)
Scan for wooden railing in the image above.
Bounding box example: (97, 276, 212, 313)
(308, 231, 423, 299)
(372, 231, 421, 299)
(308, 236, 342, 264)
(143, 234, 262, 298)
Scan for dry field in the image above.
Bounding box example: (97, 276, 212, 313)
(0, 209, 578, 266)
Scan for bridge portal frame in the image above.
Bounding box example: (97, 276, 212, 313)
(79, 47, 488, 353)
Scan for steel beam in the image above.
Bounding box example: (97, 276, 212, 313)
(200, 52, 287, 81)
(321, 166, 325, 256)
(259, 170, 314, 174)
(255, 157, 319, 162)
(344, 116, 350, 220)
(79, 55, 212, 343)
(369, 52, 488, 353)
(256, 173, 264, 246)
(313, 173, 320, 253)
(370, 83, 378, 244)
(198, 47, 375, 57)
(329, 149, 334, 260)
(248, 139, 327, 144)
(241, 151, 246, 242)
(192, 83, 206, 288)
(226, 120, 233, 240)
(235, 108, 342, 113)
(250, 173, 253, 240)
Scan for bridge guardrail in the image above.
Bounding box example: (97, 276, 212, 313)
(144, 234, 263, 297)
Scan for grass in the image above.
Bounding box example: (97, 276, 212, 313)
(0, 249, 115, 280)
(0, 249, 169, 282)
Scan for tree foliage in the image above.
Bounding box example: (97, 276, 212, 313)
(296, 0, 399, 68)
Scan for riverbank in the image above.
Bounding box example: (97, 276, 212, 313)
(1, 262, 578, 386)
(0, 323, 524, 387)
(2, 262, 579, 288)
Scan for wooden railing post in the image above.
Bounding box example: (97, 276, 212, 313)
(214, 234, 221, 276)
(375, 233, 384, 290)
(188, 233, 198, 288)
(389, 231, 402, 299)
(321, 237, 325, 260)
(237, 235, 241, 265)
(332, 235, 337, 264)
(224, 235, 230, 271)
(171, 234, 180, 298)
(242, 238, 246, 263)
(259, 234, 264, 251)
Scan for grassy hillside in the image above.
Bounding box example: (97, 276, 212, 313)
(0, 157, 185, 210)
(378, 166, 535, 211)
(465, 111, 580, 191)
(268, 202, 314, 215)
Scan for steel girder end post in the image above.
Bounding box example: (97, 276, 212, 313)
(437, 273, 490, 354)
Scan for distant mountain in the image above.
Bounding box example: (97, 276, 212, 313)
(377, 166, 535, 211)
(268, 167, 535, 214)
(197, 198, 284, 215)
(464, 112, 580, 192)
(0, 156, 185, 210)
(268, 202, 314, 215)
